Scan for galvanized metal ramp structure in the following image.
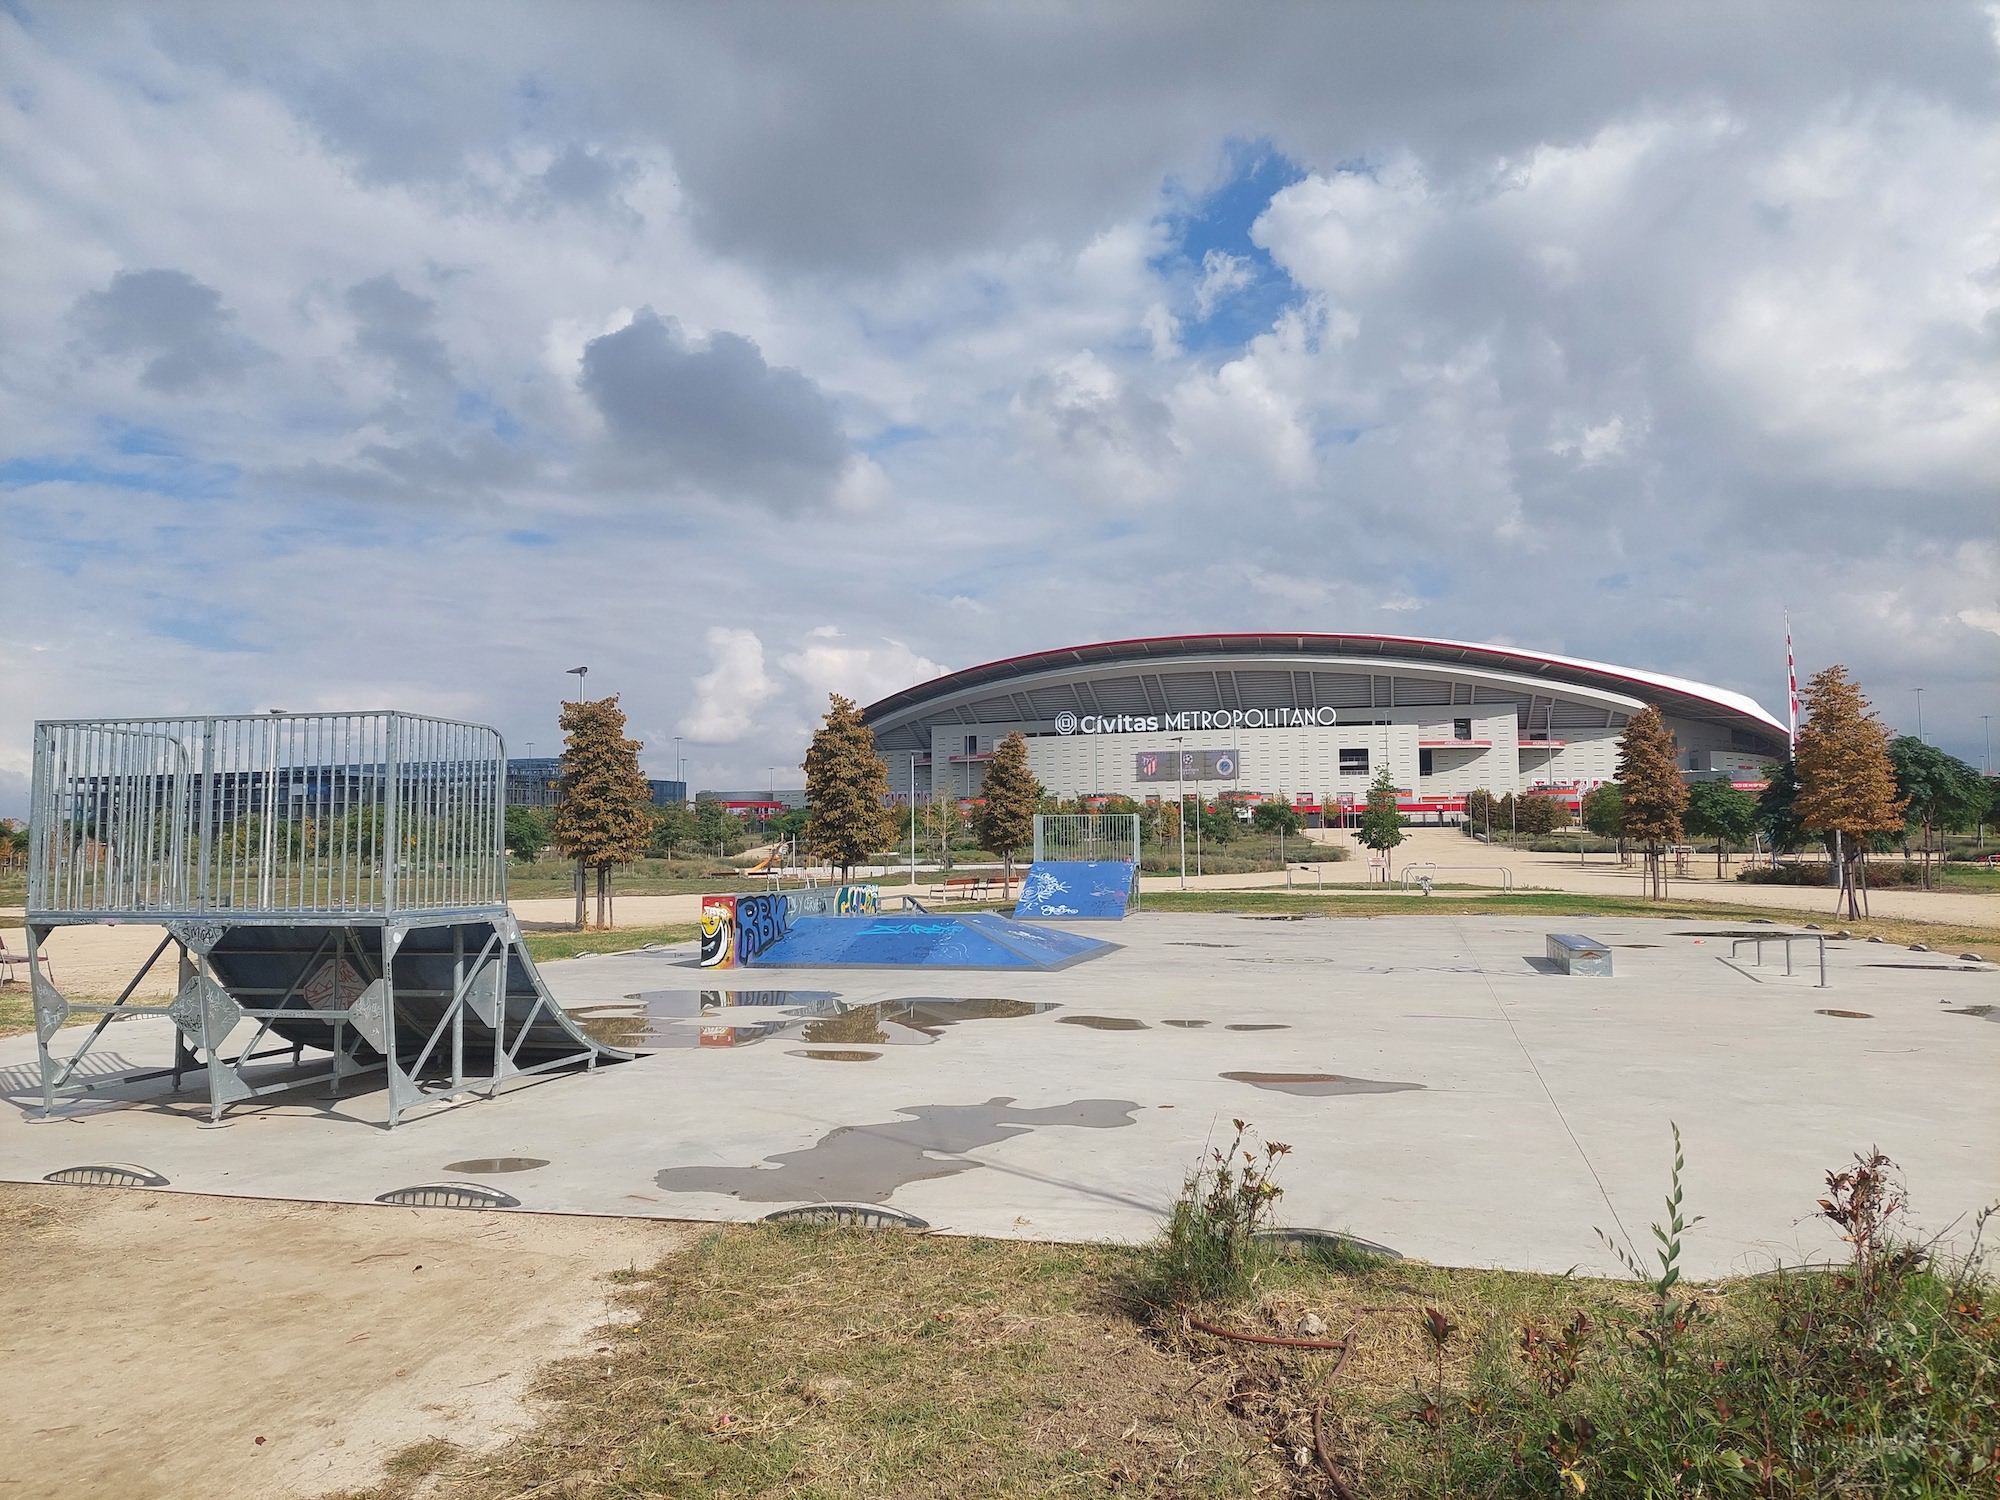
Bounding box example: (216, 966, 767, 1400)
(25, 712, 624, 1128)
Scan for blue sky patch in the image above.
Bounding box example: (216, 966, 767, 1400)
(0, 453, 237, 499)
(1155, 141, 1306, 353)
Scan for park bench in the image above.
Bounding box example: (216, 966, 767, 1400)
(927, 874, 1015, 903)
(1544, 933, 1612, 976)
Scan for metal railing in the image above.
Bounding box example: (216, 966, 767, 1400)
(1032, 813, 1140, 865)
(28, 712, 506, 918)
(1398, 863, 1515, 891)
(1729, 933, 1828, 988)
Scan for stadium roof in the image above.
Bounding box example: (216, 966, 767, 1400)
(863, 632, 1786, 738)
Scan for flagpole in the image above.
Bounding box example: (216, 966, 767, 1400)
(1785, 610, 1798, 751)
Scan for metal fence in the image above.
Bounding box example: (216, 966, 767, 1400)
(1032, 813, 1141, 866)
(28, 712, 506, 917)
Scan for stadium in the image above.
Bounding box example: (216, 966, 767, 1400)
(862, 633, 1788, 822)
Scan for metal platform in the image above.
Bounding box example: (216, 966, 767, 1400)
(25, 711, 624, 1127)
(745, 912, 1117, 970)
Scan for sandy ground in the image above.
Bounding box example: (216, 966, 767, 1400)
(0, 1184, 683, 1499)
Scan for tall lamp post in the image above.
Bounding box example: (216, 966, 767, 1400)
(1172, 736, 1187, 890)
(563, 668, 589, 928)
(1914, 687, 1924, 741)
(566, 665, 588, 700)
(909, 751, 919, 893)
(672, 736, 682, 801)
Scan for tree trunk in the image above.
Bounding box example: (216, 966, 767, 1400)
(596, 864, 610, 929)
(573, 857, 586, 930)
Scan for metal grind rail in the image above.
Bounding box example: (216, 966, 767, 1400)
(26, 711, 624, 1128)
(1398, 863, 1515, 891)
(1728, 932, 1828, 988)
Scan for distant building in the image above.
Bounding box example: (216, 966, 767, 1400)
(694, 788, 807, 821)
(862, 632, 1787, 824)
(506, 758, 685, 809)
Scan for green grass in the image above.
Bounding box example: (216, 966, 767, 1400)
(521, 922, 699, 962)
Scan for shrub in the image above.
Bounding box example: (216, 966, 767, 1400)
(1738, 860, 1927, 887)
(1145, 1120, 1290, 1305)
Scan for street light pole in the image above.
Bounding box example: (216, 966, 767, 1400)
(672, 736, 682, 799)
(1914, 687, 1924, 740)
(566, 665, 588, 701)
(1172, 736, 1187, 890)
(910, 751, 918, 894)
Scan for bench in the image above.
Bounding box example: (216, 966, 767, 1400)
(1545, 933, 1612, 977)
(927, 875, 1016, 903)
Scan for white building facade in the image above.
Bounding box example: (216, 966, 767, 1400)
(862, 633, 1786, 817)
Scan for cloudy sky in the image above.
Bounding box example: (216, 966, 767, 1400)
(4, 2, 1997, 808)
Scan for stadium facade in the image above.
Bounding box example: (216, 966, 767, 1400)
(861, 634, 1786, 820)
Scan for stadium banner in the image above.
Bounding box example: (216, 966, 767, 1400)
(1133, 748, 1240, 782)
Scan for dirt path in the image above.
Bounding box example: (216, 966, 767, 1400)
(0, 1184, 683, 1499)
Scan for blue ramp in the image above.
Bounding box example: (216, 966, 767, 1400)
(1014, 862, 1137, 921)
(747, 913, 1117, 971)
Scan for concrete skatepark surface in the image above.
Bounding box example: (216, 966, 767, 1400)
(4, 913, 1994, 1283)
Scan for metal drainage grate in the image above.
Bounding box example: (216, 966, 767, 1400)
(762, 1203, 929, 1230)
(1254, 1227, 1402, 1262)
(374, 1182, 521, 1210)
(44, 1163, 169, 1188)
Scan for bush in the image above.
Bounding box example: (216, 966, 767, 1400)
(1738, 860, 1928, 887)
(1145, 1120, 1290, 1305)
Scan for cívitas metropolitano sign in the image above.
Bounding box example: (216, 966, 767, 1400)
(1053, 708, 1337, 735)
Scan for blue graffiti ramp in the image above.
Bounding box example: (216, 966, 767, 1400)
(1014, 862, 1136, 921)
(747, 913, 1117, 971)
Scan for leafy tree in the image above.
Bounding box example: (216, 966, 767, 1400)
(1356, 768, 1407, 878)
(647, 802, 697, 860)
(1515, 793, 1574, 837)
(803, 693, 897, 880)
(1194, 797, 1238, 847)
(769, 806, 811, 846)
(1794, 666, 1906, 919)
(973, 730, 1042, 883)
(1617, 705, 1688, 899)
(1462, 787, 1499, 841)
(1753, 757, 1811, 856)
(553, 696, 654, 928)
(1683, 780, 1758, 877)
(921, 796, 966, 870)
(504, 805, 551, 863)
(1252, 795, 1305, 836)
(1581, 782, 1625, 858)
(1887, 735, 1988, 888)
(692, 798, 750, 857)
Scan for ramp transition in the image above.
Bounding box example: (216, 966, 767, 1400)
(1014, 862, 1137, 921)
(746, 913, 1117, 971)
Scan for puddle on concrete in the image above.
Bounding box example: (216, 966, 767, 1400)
(789, 1049, 882, 1062)
(1946, 1005, 1996, 1019)
(1617, 944, 1663, 949)
(1815, 1010, 1873, 1019)
(655, 1096, 1143, 1203)
(1224, 1023, 1290, 1032)
(1057, 1015, 1149, 1031)
(1220, 1072, 1425, 1097)
(1163, 1020, 1211, 1029)
(572, 992, 1051, 1051)
(1865, 964, 1988, 972)
(1232, 957, 1331, 965)
(1236, 914, 1318, 922)
(1168, 942, 1239, 948)
(442, 1157, 549, 1174)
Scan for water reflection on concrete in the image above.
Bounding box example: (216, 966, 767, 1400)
(1221, 1072, 1425, 1098)
(568, 992, 1055, 1052)
(656, 1096, 1142, 1203)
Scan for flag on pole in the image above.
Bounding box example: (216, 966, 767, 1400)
(1785, 611, 1798, 748)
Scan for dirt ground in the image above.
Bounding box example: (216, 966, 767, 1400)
(0, 1183, 684, 1499)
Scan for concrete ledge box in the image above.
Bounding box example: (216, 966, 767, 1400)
(1546, 933, 1612, 976)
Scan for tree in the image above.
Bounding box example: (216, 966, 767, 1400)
(803, 693, 897, 880)
(504, 805, 551, 863)
(1356, 768, 1407, 879)
(1683, 780, 1758, 877)
(552, 696, 654, 928)
(973, 730, 1042, 884)
(1252, 795, 1305, 837)
(1794, 666, 1906, 920)
(1617, 705, 1688, 900)
(647, 802, 697, 861)
(1581, 783, 1625, 860)
(1515, 793, 1573, 837)
(1886, 736, 1987, 889)
(922, 796, 966, 871)
(1753, 758, 1811, 858)
(692, 798, 750, 857)
(1463, 787, 1499, 841)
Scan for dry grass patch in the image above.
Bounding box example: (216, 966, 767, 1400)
(344, 1224, 1280, 1500)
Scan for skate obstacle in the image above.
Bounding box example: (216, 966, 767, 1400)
(1013, 861, 1137, 921)
(697, 888, 1115, 971)
(25, 712, 623, 1128)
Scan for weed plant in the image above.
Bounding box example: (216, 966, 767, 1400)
(1145, 1119, 1292, 1306)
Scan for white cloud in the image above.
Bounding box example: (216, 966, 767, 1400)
(1192, 249, 1255, 318)
(1959, 607, 2000, 637)
(779, 635, 950, 708)
(681, 628, 779, 742)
